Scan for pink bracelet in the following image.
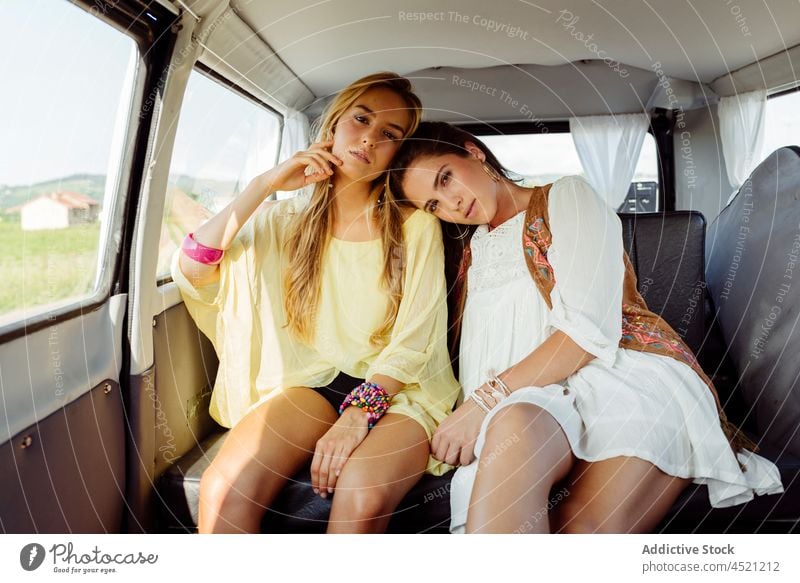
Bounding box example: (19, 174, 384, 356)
(181, 232, 224, 265)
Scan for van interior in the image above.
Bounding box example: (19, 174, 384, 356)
(1, 0, 799, 533)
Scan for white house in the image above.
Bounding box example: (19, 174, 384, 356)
(19, 191, 100, 231)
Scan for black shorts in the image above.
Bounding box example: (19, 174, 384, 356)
(310, 372, 365, 412)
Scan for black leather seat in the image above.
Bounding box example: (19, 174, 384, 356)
(656, 439, 800, 533)
(157, 430, 453, 533)
(618, 211, 707, 354)
(156, 430, 800, 534)
(157, 163, 799, 532)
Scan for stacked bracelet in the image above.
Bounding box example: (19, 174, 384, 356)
(469, 371, 512, 413)
(487, 373, 512, 398)
(181, 232, 225, 265)
(338, 381, 392, 428)
(469, 387, 494, 413)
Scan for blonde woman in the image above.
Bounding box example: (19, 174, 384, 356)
(172, 74, 459, 533)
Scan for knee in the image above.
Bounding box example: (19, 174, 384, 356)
(484, 403, 559, 453)
(332, 470, 394, 522)
(199, 465, 232, 510)
(553, 500, 618, 534)
(486, 403, 548, 437)
(333, 487, 393, 522)
(556, 515, 604, 534)
(199, 462, 256, 512)
(200, 464, 235, 508)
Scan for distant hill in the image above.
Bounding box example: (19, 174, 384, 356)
(0, 173, 240, 213)
(166, 186, 214, 230)
(169, 174, 240, 207)
(0, 174, 105, 211)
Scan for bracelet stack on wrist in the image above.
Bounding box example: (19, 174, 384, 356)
(338, 381, 392, 429)
(487, 373, 511, 399)
(469, 371, 512, 413)
(469, 387, 494, 413)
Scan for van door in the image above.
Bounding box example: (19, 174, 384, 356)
(0, 0, 174, 533)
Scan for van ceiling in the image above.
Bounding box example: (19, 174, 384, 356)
(186, 0, 800, 121)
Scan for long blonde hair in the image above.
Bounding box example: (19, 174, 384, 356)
(283, 72, 422, 346)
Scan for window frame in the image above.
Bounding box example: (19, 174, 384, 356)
(0, 0, 177, 343)
(154, 63, 284, 287)
(767, 83, 800, 101)
(762, 83, 800, 161)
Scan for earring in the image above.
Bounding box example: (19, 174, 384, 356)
(447, 223, 471, 240)
(481, 162, 500, 182)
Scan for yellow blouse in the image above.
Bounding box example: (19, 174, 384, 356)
(171, 194, 460, 475)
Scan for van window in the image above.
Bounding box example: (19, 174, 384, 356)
(764, 88, 800, 156)
(0, 0, 138, 326)
(477, 132, 659, 212)
(157, 70, 281, 279)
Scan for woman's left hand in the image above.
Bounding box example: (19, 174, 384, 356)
(310, 406, 370, 498)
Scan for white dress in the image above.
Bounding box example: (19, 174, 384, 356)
(449, 176, 784, 534)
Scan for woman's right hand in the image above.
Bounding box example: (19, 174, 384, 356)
(262, 140, 343, 193)
(431, 398, 488, 467)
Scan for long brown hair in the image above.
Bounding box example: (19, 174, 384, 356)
(283, 72, 422, 346)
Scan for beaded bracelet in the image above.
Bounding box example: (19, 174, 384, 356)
(338, 381, 392, 429)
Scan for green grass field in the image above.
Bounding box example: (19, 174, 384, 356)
(0, 222, 101, 318)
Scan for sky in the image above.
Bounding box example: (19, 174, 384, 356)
(763, 91, 800, 156)
(0, 0, 281, 189)
(1, 0, 798, 189)
(169, 71, 281, 184)
(0, 0, 136, 186)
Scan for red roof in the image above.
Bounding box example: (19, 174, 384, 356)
(26, 191, 100, 210)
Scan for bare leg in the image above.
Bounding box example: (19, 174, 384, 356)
(551, 456, 691, 533)
(198, 388, 337, 533)
(466, 403, 576, 533)
(327, 413, 430, 533)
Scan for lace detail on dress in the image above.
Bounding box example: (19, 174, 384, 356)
(468, 213, 531, 294)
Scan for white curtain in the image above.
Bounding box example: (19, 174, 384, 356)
(569, 113, 650, 209)
(718, 89, 767, 202)
(275, 108, 311, 200)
